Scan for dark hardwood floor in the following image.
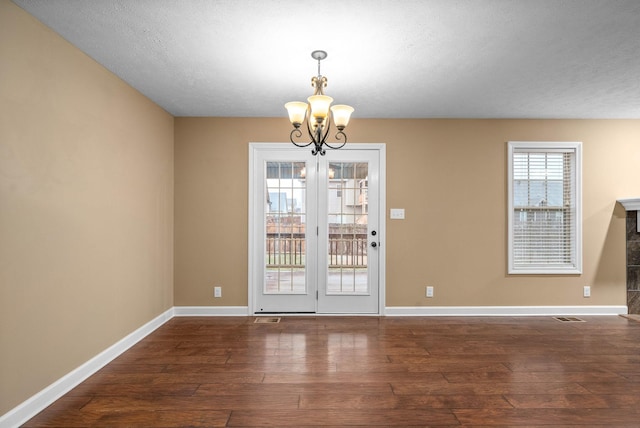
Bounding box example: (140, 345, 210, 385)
(23, 315, 640, 427)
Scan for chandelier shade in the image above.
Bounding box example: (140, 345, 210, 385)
(308, 95, 333, 122)
(284, 101, 307, 127)
(285, 50, 354, 156)
(330, 105, 355, 130)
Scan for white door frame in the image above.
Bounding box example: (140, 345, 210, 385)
(248, 142, 386, 315)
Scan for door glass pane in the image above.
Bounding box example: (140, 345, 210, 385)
(327, 162, 369, 295)
(265, 161, 306, 294)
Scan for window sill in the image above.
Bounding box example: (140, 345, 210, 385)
(509, 267, 582, 275)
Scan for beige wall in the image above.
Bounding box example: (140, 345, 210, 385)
(0, 0, 174, 414)
(175, 117, 639, 308)
(3, 0, 640, 418)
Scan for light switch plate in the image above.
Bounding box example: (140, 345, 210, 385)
(390, 208, 405, 220)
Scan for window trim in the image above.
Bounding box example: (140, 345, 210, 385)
(507, 141, 582, 275)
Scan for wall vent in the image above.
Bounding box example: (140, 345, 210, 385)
(254, 317, 281, 323)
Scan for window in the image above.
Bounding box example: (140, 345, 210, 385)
(508, 142, 582, 274)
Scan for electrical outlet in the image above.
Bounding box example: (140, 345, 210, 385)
(214, 286, 222, 298)
(583, 285, 590, 298)
(426, 286, 434, 298)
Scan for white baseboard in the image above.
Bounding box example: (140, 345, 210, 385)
(1, 306, 251, 427)
(0, 308, 174, 428)
(1, 303, 627, 427)
(173, 306, 249, 316)
(384, 305, 628, 316)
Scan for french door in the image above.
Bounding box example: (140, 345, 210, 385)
(249, 144, 384, 314)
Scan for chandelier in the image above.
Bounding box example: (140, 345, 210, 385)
(285, 50, 354, 156)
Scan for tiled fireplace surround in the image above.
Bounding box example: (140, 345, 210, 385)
(619, 199, 640, 314)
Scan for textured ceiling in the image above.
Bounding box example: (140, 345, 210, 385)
(12, 0, 640, 118)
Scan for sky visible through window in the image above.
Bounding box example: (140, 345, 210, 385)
(513, 152, 565, 207)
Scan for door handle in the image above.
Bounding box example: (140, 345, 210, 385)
(371, 242, 378, 248)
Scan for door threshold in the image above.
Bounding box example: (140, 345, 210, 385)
(255, 312, 315, 315)
(254, 312, 380, 316)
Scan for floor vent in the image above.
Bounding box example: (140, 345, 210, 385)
(254, 317, 281, 324)
(554, 316, 585, 322)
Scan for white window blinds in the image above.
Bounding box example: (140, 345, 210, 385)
(508, 142, 582, 274)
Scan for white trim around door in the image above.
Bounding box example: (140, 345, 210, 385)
(248, 143, 386, 315)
